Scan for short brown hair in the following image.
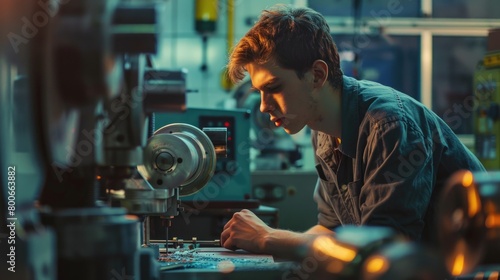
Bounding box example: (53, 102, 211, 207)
(227, 5, 343, 88)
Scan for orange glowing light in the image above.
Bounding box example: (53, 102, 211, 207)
(462, 171, 474, 187)
(312, 236, 357, 263)
(486, 214, 500, 228)
(365, 256, 388, 274)
(461, 171, 480, 217)
(466, 187, 480, 217)
(451, 253, 465, 276)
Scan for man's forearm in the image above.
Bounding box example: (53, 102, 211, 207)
(263, 224, 334, 260)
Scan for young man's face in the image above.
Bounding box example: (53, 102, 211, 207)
(246, 60, 318, 135)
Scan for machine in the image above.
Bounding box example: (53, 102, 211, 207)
(154, 108, 252, 202)
(0, 0, 229, 279)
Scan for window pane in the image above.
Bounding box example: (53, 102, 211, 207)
(432, 36, 487, 134)
(309, 0, 421, 17)
(333, 33, 420, 100)
(433, 0, 500, 19)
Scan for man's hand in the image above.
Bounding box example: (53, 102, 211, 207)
(221, 210, 333, 259)
(220, 209, 274, 253)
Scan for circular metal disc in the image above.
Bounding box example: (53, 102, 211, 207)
(138, 133, 197, 189)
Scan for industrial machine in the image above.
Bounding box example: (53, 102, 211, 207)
(474, 28, 500, 170)
(154, 108, 252, 202)
(0, 0, 231, 279)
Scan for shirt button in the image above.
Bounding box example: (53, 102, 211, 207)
(341, 184, 347, 191)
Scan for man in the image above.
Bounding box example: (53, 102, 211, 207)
(220, 5, 485, 259)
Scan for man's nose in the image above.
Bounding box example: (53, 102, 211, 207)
(260, 93, 273, 113)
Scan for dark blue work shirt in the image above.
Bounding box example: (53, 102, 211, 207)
(313, 75, 485, 244)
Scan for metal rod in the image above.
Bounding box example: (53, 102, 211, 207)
(164, 219, 171, 251)
(150, 239, 221, 247)
(143, 216, 150, 245)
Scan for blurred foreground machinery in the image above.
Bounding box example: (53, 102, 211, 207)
(290, 226, 448, 280)
(437, 170, 500, 277)
(0, 0, 225, 279)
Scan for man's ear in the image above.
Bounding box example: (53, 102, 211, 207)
(311, 60, 328, 88)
